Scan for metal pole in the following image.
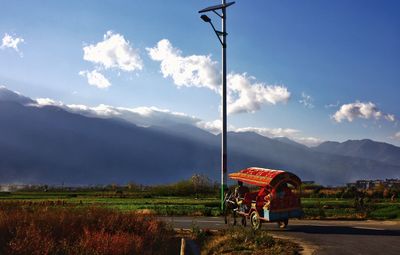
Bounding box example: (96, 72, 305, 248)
(221, 0, 227, 211)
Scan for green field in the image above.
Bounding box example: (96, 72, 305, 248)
(1, 191, 399, 220)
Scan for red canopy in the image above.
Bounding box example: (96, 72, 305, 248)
(228, 167, 301, 187)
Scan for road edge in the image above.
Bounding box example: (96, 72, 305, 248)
(271, 233, 318, 255)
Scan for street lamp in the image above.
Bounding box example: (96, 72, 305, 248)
(199, 1, 235, 210)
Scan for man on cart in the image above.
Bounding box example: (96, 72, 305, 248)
(234, 181, 250, 212)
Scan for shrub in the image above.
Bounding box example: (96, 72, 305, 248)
(201, 227, 298, 255)
(0, 202, 177, 254)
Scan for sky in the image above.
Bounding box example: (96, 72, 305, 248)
(0, 0, 399, 146)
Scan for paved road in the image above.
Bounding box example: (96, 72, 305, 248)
(160, 216, 400, 255)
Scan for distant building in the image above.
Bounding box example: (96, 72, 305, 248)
(385, 179, 400, 189)
(347, 179, 400, 190)
(0, 184, 30, 192)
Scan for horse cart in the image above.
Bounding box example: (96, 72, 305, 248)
(224, 167, 303, 230)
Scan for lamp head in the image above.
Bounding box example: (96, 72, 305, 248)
(200, 15, 211, 23)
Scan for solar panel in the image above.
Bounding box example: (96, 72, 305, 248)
(198, 1, 235, 13)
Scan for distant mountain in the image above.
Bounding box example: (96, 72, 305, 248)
(0, 86, 34, 105)
(273, 137, 309, 149)
(314, 139, 400, 167)
(0, 87, 399, 185)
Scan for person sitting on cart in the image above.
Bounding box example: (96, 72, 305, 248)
(234, 181, 250, 211)
(257, 185, 272, 210)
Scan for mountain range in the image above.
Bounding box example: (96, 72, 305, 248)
(0, 87, 399, 186)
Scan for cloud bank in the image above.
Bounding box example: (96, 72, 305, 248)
(235, 127, 300, 138)
(147, 39, 290, 114)
(234, 126, 322, 147)
(332, 101, 395, 123)
(34, 98, 200, 128)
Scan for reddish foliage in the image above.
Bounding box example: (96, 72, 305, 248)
(0, 202, 176, 254)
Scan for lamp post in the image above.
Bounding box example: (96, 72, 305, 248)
(199, 1, 235, 210)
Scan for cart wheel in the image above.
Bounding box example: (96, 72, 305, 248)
(241, 216, 247, 227)
(277, 219, 289, 229)
(250, 211, 261, 230)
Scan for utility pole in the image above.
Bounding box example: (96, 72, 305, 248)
(199, 1, 235, 210)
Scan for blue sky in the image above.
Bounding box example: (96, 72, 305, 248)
(0, 0, 399, 146)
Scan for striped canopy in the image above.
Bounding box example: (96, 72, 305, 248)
(229, 167, 301, 187)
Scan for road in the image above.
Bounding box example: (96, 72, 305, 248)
(160, 216, 400, 255)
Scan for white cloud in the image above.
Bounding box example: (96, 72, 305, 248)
(35, 98, 63, 107)
(147, 39, 220, 92)
(299, 92, 314, 109)
(148, 39, 290, 114)
(34, 98, 200, 128)
(394, 132, 400, 140)
(83, 31, 142, 72)
(332, 101, 395, 123)
(79, 70, 111, 89)
(197, 120, 222, 134)
(227, 73, 290, 114)
(196, 119, 237, 134)
(385, 114, 395, 122)
(236, 127, 299, 138)
(235, 126, 322, 147)
(1, 33, 24, 56)
(118, 106, 200, 127)
(68, 104, 121, 116)
(294, 137, 323, 147)
(196, 122, 321, 146)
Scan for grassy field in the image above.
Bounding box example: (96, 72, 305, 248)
(302, 197, 400, 220)
(0, 191, 221, 216)
(1, 191, 399, 220)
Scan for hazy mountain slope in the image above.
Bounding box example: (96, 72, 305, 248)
(0, 101, 219, 185)
(0, 88, 399, 185)
(315, 139, 400, 167)
(274, 137, 309, 150)
(226, 132, 400, 185)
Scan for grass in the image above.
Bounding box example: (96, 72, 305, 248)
(0, 191, 220, 216)
(1, 191, 400, 219)
(201, 227, 299, 255)
(302, 198, 400, 220)
(0, 202, 178, 255)
(0, 192, 398, 254)
(368, 204, 400, 219)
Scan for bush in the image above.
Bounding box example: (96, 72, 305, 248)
(201, 227, 298, 255)
(369, 205, 400, 219)
(0, 202, 177, 254)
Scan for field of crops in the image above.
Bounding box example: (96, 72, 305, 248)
(1, 191, 399, 220)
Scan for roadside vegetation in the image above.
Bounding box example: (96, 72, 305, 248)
(200, 227, 299, 255)
(1, 175, 399, 220)
(1, 177, 399, 254)
(0, 204, 177, 255)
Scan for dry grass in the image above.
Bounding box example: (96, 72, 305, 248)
(201, 227, 299, 255)
(0, 202, 177, 255)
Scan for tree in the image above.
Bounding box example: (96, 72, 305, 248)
(191, 174, 212, 198)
